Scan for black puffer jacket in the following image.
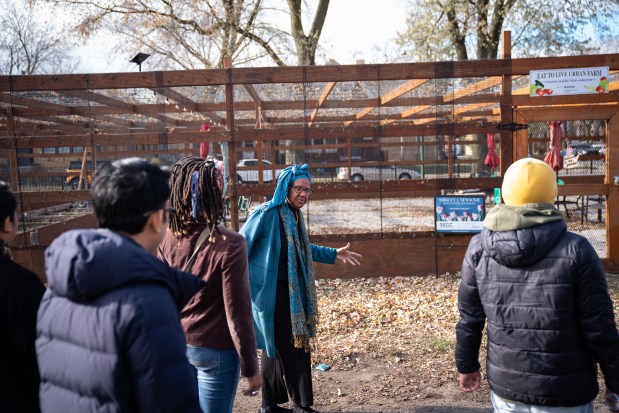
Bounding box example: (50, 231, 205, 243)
(0, 251, 45, 413)
(456, 208, 619, 407)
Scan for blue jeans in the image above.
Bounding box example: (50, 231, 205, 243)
(186, 345, 240, 413)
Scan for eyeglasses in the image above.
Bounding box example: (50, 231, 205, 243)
(163, 207, 175, 221)
(143, 207, 175, 220)
(291, 185, 312, 195)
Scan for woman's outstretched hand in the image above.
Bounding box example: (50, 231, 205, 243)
(336, 243, 362, 266)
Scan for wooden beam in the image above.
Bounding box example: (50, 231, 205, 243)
(343, 79, 429, 127)
(307, 81, 336, 128)
(2, 55, 618, 92)
(151, 87, 227, 125)
(4, 93, 500, 120)
(61, 90, 181, 126)
(232, 108, 499, 127)
(234, 120, 499, 141)
(61, 90, 134, 111)
(0, 129, 230, 148)
(515, 106, 619, 122)
(383, 76, 506, 125)
(511, 54, 619, 75)
(0, 92, 72, 112)
(513, 94, 619, 107)
(242, 84, 273, 127)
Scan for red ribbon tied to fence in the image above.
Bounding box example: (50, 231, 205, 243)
(199, 122, 211, 158)
(544, 121, 563, 172)
(484, 133, 500, 170)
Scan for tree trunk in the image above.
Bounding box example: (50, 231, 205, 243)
(445, 4, 468, 60)
(287, 0, 330, 66)
(477, 0, 514, 59)
(283, 0, 330, 164)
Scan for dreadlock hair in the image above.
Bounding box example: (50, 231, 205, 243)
(168, 156, 226, 240)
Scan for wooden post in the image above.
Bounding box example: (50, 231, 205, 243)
(257, 141, 265, 184)
(6, 112, 18, 192)
(447, 136, 454, 177)
(155, 71, 169, 159)
(225, 57, 240, 231)
(78, 146, 88, 189)
(607, 112, 618, 268)
(500, 30, 514, 172)
(513, 111, 530, 160)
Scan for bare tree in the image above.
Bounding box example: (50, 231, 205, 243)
(396, 0, 619, 177)
(396, 0, 619, 61)
(287, 0, 330, 65)
(39, 0, 331, 68)
(0, 0, 77, 75)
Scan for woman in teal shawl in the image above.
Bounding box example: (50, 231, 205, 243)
(240, 164, 361, 413)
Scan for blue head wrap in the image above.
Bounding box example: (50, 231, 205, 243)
(266, 164, 312, 210)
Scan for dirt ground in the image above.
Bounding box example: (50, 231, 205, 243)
(231, 197, 612, 412)
(232, 273, 619, 413)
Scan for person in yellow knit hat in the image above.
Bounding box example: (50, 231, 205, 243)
(455, 158, 619, 413)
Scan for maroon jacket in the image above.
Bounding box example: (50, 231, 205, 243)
(158, 223, 258, 378)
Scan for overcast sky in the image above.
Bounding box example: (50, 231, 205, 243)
(316, 0, 408, 64)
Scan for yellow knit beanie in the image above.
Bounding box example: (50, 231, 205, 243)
(502, 158, 558, 206)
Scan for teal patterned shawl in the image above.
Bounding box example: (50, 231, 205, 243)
(278, 204, 318, 351)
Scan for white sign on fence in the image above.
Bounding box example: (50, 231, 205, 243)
(530, 66, 609, 97)
(563, 154, 580, 169)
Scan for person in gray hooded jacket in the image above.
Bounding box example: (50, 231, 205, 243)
(455, 158, 619, 413)
(36, 158, 205, 413)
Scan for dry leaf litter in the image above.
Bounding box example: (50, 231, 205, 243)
(234, 273, 619, 412)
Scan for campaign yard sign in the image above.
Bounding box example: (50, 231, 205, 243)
(434, 195, 485, 233)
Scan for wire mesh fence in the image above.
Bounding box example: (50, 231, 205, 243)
(0, 68, 611, 261)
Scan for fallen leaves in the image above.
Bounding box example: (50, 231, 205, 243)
(306, 273, 619, 411)
(311, 273, 464, 407)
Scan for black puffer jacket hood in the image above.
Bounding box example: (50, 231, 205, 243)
(45, 228, 201, 309)
(480, 219, 566, 268)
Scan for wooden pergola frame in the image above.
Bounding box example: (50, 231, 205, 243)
(2, 33, 618, 277)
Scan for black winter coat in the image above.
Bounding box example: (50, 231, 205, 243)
(37, 229, 206, 413)
(456, 219, 619, 407)
(0, 254, 45, 413)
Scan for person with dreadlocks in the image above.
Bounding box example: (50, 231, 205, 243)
(158, 155, 261, 413)
(240, 164, 362, 413)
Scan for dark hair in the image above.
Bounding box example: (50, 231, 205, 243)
(168, 156, 225, 238)
(90, 158, 171, 234)
(0, 180, 17, 224)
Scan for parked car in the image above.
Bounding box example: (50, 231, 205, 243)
(236, 159, 281, 183)
(569, 143, 601, 156)
(337, 165, 422, 181)
(590, 142, 606, 155)
(66, 160, 107, 190)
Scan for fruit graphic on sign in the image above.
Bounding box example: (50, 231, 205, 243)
(597, 76, 609, 93)
(530, 79, 552, 96)
(586, 76, 610, 93)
